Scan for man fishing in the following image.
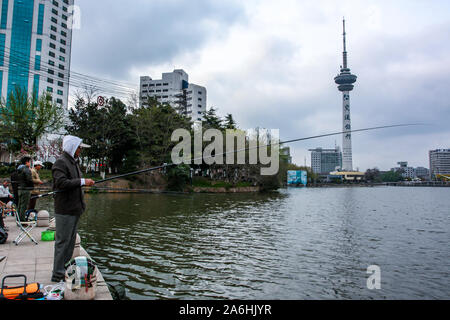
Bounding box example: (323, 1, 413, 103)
(51, 135, 95, 283)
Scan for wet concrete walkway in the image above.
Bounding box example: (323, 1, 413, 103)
(0, 215, 112, 300)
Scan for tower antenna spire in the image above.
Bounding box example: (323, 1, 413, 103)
(342, 17, 348, 69)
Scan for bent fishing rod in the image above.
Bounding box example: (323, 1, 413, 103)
(31, 123, 423, 200)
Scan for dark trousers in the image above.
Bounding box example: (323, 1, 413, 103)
(18, 190, 31, 222)
(28, 196, 38, 211)
(52, 214, 80, 279)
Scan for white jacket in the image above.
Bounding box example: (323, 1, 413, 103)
(0, 185, 12, 198)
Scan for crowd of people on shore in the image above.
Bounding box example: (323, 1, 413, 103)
(0, 157, 45, 231)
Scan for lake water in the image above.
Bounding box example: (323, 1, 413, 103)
(42, 187, 450, 300)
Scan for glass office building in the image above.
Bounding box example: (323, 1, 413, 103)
(310, 147, 343, 175)
(0, 0, 74, 109)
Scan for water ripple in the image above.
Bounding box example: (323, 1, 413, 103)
(63, 187, 450, 300)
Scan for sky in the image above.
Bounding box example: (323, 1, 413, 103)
(69, 0, 450, 171)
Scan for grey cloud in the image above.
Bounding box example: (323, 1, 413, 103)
(71, 0, 246, 79)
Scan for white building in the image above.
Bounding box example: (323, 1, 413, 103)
(429, 149, 450, 179)
(139, 69, 207, 122)
(391, 161, 416, 179)
(0, 0, 74, 110)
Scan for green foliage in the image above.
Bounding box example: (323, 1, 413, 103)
(202, 107, 223, 129)
(223, 113, 237, 130)
(130, 97, 192, 167)
(167, 164, 190, 191)
(365, 168, 382, 182)
(381, 170, 404, 182)
(66, 97, 136, 173)
(0, 165, 15, 177)
(0, 87, 65, 154)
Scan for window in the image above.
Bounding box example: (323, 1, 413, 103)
(34, 55, 41, 70)
(52, 8, 58, 16)
(48, 60, 55, 66)
(58, 72, 64, 79)
(51, 25, 57, 32)
(60, 47, 66, 53)
(58, 64, 65, 70)
(48, 69, 54, 75)
(61, 30, 67, 37)
(49, 51, 56, 58)
(59, 56, 65, 62)
(47, 87, 53, 93)
(57, 81, 64, 87)
(37, 4, 45, 35)
(50, 43, 56, 49)
(50, 34, 56, 40)
(56, 98, 63, 104)
(57, 90, 63, 95)
(47, 78, 54, 84)
(51, 17, 58, 24)
(52, 0, 59, 7)
(36, 39, 42, 51)
(61, 22, 67, 29)
(60, 39, 66, 45)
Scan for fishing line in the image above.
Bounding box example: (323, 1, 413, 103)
(30, 123, 424, 200)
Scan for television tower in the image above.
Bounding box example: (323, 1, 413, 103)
(334, 18, 357, 171)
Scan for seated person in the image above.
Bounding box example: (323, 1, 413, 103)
(0, 179, 14, 204)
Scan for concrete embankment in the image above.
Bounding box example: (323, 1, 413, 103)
(0, 216, 112, 300)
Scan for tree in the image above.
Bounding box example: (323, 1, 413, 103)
(0, 87, 65, 155)
(202, 107, 223, 129)
(66, 96, 136, 173)
(130, 97, 192, 167)
(365, 168, 381, 182)
(381, 170, 403, 182)
(223, 113, 237, 130)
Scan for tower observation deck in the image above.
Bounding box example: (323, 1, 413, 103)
(334, 18, 357, 171)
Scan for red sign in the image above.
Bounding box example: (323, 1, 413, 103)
(97, 96, 105, 106)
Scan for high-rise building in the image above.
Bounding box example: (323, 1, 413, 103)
(334, 19, 357, 171)
(429, 149, 450, 179)
(139, 69, 207, 122)
(309, 147, 342, 174)
(0, 0, 74, 110)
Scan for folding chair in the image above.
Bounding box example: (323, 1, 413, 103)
(13, 209, 38, 246)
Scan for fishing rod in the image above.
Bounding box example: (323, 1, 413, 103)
(31, 123, 423, 200)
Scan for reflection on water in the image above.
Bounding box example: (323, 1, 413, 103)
(40, 187, 450, 300)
